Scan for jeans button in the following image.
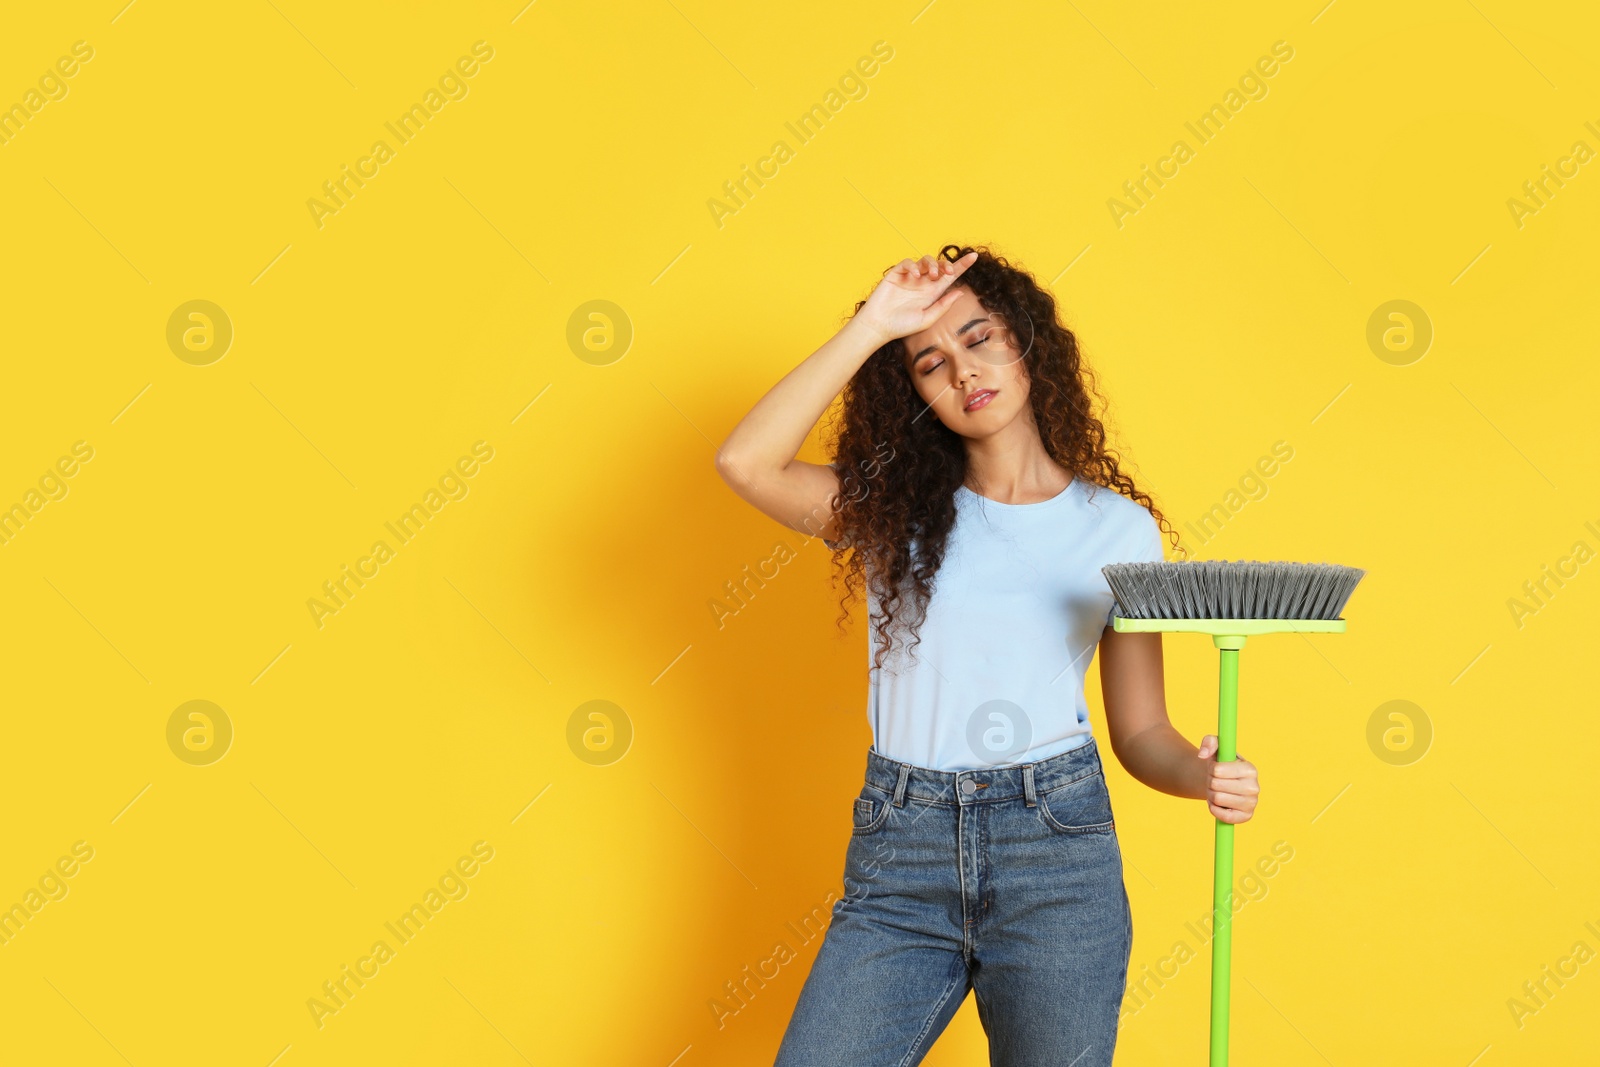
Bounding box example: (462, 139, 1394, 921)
(960, 779, 977, 795)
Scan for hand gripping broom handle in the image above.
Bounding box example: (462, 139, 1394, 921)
(1210, 634, 1245, 1067)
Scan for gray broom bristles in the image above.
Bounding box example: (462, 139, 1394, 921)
(1101, 561, 1366, 621)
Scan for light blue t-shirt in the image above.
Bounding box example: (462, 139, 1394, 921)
(826, 474, 1165, 771)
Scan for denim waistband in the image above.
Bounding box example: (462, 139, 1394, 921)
(863, 736, 1105, 808)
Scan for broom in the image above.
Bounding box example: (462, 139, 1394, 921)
(1100, 560, 1365, 1067)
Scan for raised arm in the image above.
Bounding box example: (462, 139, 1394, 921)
(714, 252, 977, 544)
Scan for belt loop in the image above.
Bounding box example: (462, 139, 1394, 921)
(1023, 764, 1037, 807)
(893, 764, 910, 808)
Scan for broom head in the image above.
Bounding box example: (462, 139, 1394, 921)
(1102, 560, 1365, 636)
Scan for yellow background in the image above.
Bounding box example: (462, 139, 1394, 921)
(2, 1, 1596, 1063)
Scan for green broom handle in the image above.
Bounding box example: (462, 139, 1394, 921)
(1210, 636, 1244, 1067)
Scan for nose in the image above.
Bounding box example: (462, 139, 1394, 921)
(951, 346, 978, 378)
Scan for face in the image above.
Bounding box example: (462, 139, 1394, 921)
(901, 287, 1032, 437)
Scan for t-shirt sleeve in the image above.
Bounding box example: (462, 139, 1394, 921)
(822, 461, 847, 550)
(1104, 506, 1166, 627)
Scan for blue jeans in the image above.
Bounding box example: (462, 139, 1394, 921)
(774, 737, 1132, 1067)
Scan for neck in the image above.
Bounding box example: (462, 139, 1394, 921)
(962, 412, 1069, 503)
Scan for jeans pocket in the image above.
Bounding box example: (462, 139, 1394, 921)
(851, 785, 893, 836)
(1037, 769, 1116, 834)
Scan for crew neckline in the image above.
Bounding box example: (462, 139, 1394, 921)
(957, 478, 1078, 509)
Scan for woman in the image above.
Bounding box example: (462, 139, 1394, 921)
(714, 244, 1259, 1066)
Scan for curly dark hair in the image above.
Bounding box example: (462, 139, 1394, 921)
(824, 242, 1180, 672)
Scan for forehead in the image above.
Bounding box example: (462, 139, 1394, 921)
(902, 287, 989, 361)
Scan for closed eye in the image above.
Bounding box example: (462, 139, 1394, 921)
(918, 332, 993, 376)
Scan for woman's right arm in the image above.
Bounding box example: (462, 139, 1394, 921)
(714, 252, 978, 545)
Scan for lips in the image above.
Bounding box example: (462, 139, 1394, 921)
(964, 389, 996, 412)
